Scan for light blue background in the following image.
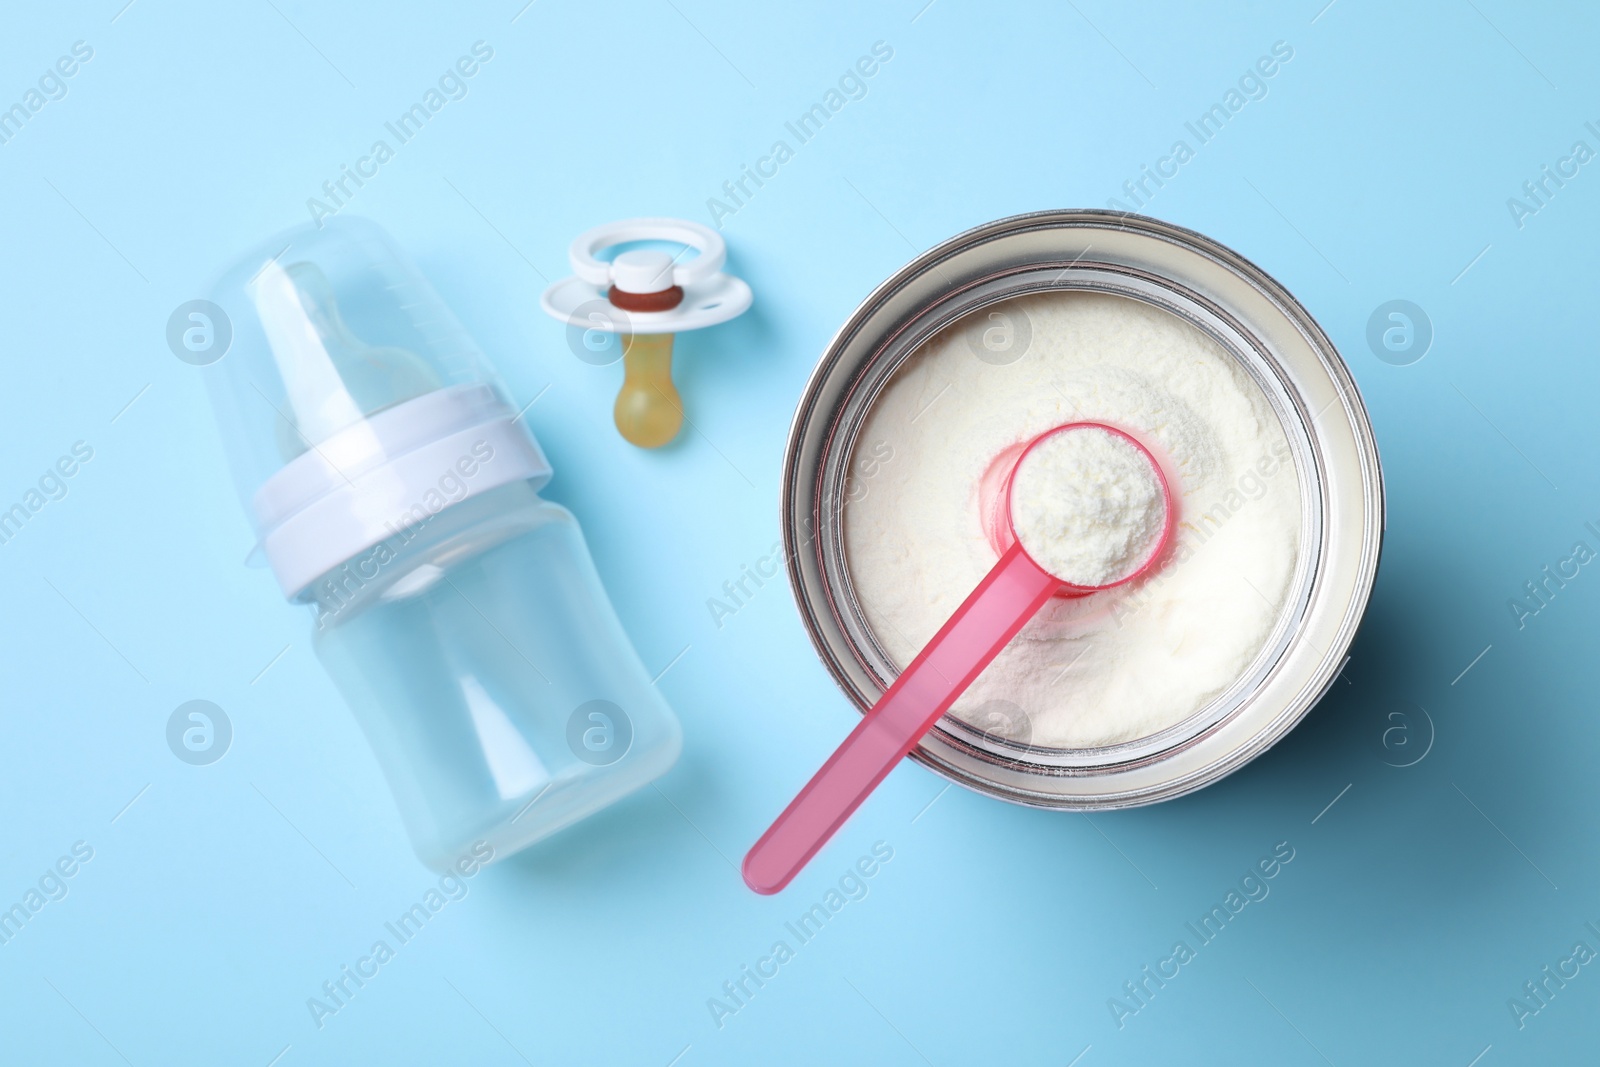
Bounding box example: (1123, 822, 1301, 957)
(1, 1, 1595, 1063)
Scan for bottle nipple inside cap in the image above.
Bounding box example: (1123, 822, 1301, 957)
(252, 259, 442, 458)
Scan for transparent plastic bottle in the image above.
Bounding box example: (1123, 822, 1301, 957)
(203, 217, 680, 870)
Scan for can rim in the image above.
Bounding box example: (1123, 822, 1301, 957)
(780, 209, 1385, 809)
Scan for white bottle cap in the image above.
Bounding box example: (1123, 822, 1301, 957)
(203, 217, 555, 602)
(253, 384, 552, 599)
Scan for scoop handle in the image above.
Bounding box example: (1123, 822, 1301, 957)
(742, 543, 1060, 894)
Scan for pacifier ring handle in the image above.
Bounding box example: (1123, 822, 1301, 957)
(567, 218, 726, 291)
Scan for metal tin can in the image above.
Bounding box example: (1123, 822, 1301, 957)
(782, 210, 1383, 808)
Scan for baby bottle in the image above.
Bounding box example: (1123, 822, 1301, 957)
(201, 216, 681, 871)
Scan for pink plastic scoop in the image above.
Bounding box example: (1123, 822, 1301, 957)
(743, 422, 1174, 895)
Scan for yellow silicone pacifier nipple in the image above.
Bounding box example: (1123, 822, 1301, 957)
(616, 331, 681, 448)
(541, 218, 752, 449)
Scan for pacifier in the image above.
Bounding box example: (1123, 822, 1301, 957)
(541, 218, 752, 448)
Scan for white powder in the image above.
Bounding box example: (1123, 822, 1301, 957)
(1011, 426, 1167, 587)
(844, 291, 1300, 749)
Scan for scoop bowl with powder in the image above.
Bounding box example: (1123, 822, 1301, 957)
(1008, 423, 1172, 590)
(744, 422, 1172, 894)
